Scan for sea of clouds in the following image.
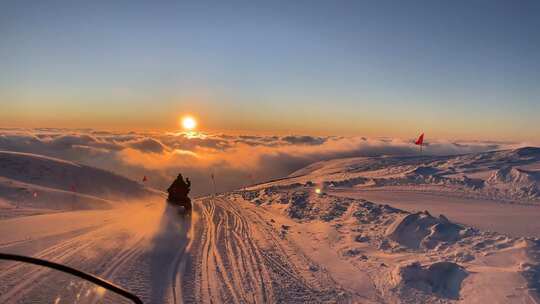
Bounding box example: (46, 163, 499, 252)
(0, 128, 520, 196)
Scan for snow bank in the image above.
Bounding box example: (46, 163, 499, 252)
(487, 167, 540, 185)
(386, 211, 469, 250)
(487, 167, 540, 198)
(392, 261, 468, 300)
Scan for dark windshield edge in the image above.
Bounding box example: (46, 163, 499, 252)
(0, 253, 143, 304)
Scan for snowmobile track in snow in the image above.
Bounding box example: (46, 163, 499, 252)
(190, 196, 348, 304)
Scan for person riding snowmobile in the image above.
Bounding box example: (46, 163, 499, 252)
(167, 174, 192, 211)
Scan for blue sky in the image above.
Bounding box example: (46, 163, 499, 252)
(1, 1, 539, 141)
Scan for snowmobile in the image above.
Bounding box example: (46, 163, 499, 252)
(167, 195, 192, 214)
(167, 174, 192, 214)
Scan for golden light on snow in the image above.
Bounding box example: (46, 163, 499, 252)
(181, 116, 197, 130)
(95, 286, 106, 297)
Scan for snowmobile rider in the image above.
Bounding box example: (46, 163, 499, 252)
(167, 174, 192, 210)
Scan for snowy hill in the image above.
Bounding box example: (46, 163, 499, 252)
(0, 151, 159, 216)
(276, 147, 540, 203)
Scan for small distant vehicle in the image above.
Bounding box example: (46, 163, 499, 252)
(167, 173, 192, 213)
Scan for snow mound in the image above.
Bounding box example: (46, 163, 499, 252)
(392, 261, 468, 300)
(487, 167, 540, 185)
(0, 150, 153, 201)
(487, 167, 540, 198)
(386, 211, 469, 250)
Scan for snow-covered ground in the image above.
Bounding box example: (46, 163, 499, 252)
(332, 189, 540, 238)
(283, 146, 540, 203)
(0, 151, 158, 218)
(0, 201, 192, 303)
(232, 146, 540, 303)
(1, 147, 540, 303)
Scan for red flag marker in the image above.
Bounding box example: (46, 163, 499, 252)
(415, 133, 425, 152)
(70, 184, 76, 192)
(142, 176, 148, 182)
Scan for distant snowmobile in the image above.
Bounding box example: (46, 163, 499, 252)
(167, 173, 192, 213)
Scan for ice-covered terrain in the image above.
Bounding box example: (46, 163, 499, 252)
(1, 147, 540, 303)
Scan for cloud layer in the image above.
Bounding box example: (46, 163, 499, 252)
(0, 128, 520, 196)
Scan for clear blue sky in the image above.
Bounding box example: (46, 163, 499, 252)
(1, 0, 539, 141)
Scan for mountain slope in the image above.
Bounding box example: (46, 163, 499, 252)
(0, 151, 159, 214)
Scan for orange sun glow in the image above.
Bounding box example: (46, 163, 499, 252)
(181, 116, 197, 130)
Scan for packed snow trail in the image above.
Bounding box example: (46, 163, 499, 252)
(0, 198, 194, 303)
(0, 195, 373, 304)
(186, 196, 376, 304)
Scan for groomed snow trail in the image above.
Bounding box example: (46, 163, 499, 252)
(186, 196, 357, 304)
(0, 200, 193, 304)
(1, 195, 370, 303)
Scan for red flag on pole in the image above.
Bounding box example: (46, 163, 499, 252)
(142, 176, 148, 182)
(415, 133, 424, 146)
(415, 133, 425, 153)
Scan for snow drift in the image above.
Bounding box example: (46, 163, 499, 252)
(486, 167, 540, 198)
(392, 261, 468, 300)
(386, 211, 470, 250)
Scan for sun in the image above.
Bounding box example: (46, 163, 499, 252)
(181, 116, 197, 130)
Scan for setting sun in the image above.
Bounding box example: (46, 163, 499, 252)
(181, 116, 197, 130)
